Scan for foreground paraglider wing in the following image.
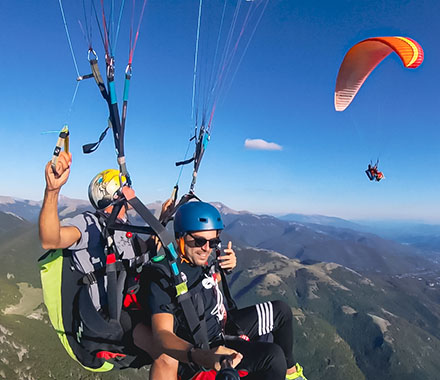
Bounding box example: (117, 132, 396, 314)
(334, 36, 424, 111)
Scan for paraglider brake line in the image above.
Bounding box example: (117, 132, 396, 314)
(58, 0, 80, 78)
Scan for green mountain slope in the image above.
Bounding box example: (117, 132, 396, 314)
(0, 311, 150, 380)
(2, 212, 440, 379)
(0, 224, 44, 287)
(0, 215, 151, 379)
(0, 212, 32, 235)
(229, 247, 440, 380)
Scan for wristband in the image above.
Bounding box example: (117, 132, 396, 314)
(187, 347, 200, 372)
(187, 347, 196, 365)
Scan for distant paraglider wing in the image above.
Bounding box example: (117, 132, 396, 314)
(334, 37, 424, 111)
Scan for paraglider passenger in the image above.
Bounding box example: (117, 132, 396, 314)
(137, 201, 307, 380)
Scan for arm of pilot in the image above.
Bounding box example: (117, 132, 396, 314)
(39, 151, 81, 250)
(151, 313, 242, 371)
(144, 197, 175, 253)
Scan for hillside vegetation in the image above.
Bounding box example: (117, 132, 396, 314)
(1, 206, 440, 379)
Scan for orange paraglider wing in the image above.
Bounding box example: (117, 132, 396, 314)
(334, 37, 424, 111)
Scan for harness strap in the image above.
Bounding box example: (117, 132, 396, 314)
(106, 221, 154, 235)
(121, 65, 131, 135)
(121, 192, 207, 346)
(193, 127, 209, 175)
(212, 250, 245, 338)
(96, 191, 212, 350)
(95, 205, 126, 322)
(90, 56, 110, 102)
(85, 52, 130, 182)
(124, 195, 176, 249)
(115, 270, 126, 321)
(189, 127, 210, 193)
(178, 292, 210, 350)
(151, 261, 210, 350)
(82, 121, 110, 154)
(82, 53, 113, 155)
(106, 253, 119, 320)
(81, 271, 98, 285)
(175, 155, 195, 166)
(175, 128, 210, 194)
(216, 251, 237, 312)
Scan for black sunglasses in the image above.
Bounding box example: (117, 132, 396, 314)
(186, 233, 221, 248)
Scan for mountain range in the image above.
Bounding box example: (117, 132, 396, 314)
(221, 212, 432, 275)
(280, 212, 440, 256)
(229, 246, 440, 380)
(3, 194, 440, 256)
(279, 213, 365, 230)
(1, 195, 440, 379)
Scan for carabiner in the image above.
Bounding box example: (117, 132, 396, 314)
(88, 48, 98, 62)
(106, 56, 115, 80)
(125, 64, 133, 78)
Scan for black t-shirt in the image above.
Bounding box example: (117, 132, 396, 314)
(147, 259, 225, 345)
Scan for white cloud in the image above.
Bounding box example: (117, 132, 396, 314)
(244, 138, 282, 151)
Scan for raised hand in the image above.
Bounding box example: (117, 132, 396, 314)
(218, 241, 237, 271)
(45, 151, 72, 192)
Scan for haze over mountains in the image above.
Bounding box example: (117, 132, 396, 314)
(222, 212, 432, 274)
(2, 194, 440, 256)
(1, 195, 440, 379)
(280, 212, 440, 257)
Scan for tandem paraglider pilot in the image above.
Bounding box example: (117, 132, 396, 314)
(38, 151, 179, 379)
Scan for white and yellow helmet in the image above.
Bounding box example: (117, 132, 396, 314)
(88, 169, 126, 210)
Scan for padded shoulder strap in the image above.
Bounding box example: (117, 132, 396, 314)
(148, 260, 210, 349)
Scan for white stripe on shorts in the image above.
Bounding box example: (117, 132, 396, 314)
(256, 301, 274, 336)
(256, 303, 263, 336)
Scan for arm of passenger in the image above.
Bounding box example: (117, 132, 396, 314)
(151, 313, 242, 371)
(151, 313, 193, 363)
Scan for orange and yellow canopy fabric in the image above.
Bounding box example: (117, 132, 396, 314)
(334, 37, 424, 111)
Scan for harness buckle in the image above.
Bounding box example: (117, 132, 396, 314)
(127, 284, 140, 295)
(176, 281, 188, 296)
(82, 272, 97, 285)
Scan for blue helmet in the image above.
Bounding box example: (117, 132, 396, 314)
(174, 202, 224, 236)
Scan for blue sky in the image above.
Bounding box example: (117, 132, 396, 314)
(1, 0, 440, 222)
